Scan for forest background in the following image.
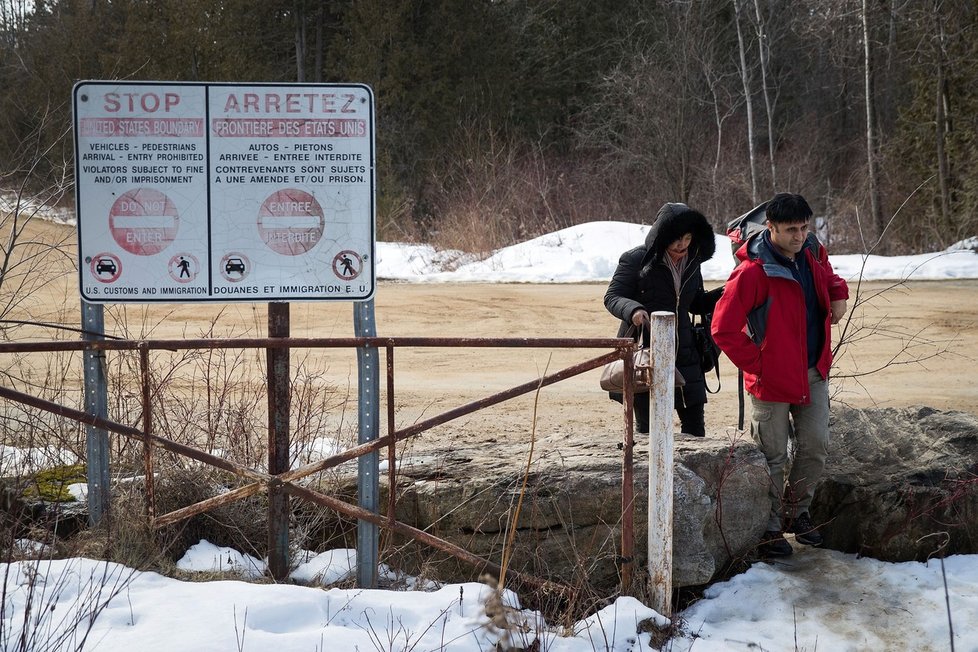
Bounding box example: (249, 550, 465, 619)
(1, 0, 976, 256)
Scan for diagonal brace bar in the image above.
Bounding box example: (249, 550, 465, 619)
(280, 348, 626, 485)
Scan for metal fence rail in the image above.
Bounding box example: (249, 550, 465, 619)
(0, 335, 640, 596)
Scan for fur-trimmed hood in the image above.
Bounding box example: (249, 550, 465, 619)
(642, 202, 716, 267)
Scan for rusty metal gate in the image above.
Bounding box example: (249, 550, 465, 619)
(0, 335, 643, 595)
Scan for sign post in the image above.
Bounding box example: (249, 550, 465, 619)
(81, 301, 110, 525)
(354, 300, 379, 588)
(648, 311, 676, 616)
(266, 302, 291, 581)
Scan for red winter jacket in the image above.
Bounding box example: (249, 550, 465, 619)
(711, 232, 849, 404)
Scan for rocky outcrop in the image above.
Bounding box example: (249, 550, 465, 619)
(813, 406, 978, 560)
(374, 430, 770, 590)
(12, 405, 974, 591)
(364, 406, 978, 590)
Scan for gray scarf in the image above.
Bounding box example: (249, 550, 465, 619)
(663, 252, 688, 296)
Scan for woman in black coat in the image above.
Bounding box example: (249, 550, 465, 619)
(604, 203, 722, 436)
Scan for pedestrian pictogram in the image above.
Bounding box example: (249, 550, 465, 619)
(220, 252, 251, 282)
(168, 253, 199, 283)
(90, 253, 122, 283)
(332, 250, 362, 281)
(109, 188, 180, 256)
(257, 189, 324, 256)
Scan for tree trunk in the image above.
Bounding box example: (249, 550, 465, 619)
(881, 0, 898, 126)
(708, 79, 726, 218)
(734, 0, 758, 204)
(294, 0, 306, 82)
(934, 4, 952, 234)
(862, 0, 885, 251)
(314, 0, 324, 83)
(752, 0, 777, 192)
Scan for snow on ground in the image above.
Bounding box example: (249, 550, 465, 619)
(0, 189, 74, 225)
(0, 444, 80, 472)
(376, 222, 978, 283)
(1, 542, 973, 651)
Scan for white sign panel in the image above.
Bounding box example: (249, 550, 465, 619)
(73, 81, 375, 303)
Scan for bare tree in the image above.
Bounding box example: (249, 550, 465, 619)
(932, 1, 952, 231)
(701, 51, 743, 219)
(294, 0, 307, 82)
(575, 4, 718, 206)
(314, 0, 324, 83)
(862, 0, 886, 252)
(752, 0, 778, 192)
(733, 0, 759, 204)
(0, 108, 74, 335)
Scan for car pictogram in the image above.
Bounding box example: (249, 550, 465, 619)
(224, 257, 246, 274)
(95, 258, 117, 275)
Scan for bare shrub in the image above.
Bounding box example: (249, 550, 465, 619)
(425, 123, 639, 255)
(151, 467, 269, 563)
(0, 556, 136, 652)
(0, 485, 140, 652)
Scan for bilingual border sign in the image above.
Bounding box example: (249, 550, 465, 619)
(73, 80, 375, 304)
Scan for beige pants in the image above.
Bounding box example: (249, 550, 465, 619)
(750, 368, 830, 532)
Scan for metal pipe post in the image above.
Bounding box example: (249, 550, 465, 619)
(648, 311, 675, 617)
(620, 346, 636, 594)
(267, 302, 291, 581)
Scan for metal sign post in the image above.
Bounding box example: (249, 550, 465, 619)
(354, 299, 379, 588)
(81, 300, 110, 525)
(266, 302, 291, 580)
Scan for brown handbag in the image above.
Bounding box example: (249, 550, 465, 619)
(600, 329, 652, 392)
(599, 327, 684, 392)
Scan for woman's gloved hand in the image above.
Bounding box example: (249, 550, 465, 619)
(631, 309, 650, 327)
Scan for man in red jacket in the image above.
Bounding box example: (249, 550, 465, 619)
(712, 193, 849, 557)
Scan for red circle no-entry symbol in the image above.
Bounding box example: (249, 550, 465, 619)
(257, 189, 324, 256)
(109, 188, 179, 256)
(90, 252, 122, 283)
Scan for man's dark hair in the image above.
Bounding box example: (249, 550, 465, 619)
(765, 193, 813, 224)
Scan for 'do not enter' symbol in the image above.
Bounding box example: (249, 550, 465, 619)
(109, 188, 179, 256)
(258, 189, 324, 256)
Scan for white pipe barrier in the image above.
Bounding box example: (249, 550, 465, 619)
(648, 311, 675, 616)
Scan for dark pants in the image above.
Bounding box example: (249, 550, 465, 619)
(612, 392, 706, 437)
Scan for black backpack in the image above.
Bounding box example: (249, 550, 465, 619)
(726, 201, 768, 254)
(724, 201, 769, 426)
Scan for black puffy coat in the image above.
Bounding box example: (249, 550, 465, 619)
(604, 203, 719, 407)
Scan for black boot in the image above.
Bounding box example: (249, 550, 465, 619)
(758, 530, 793, 557)
(784, 512, 823, 546)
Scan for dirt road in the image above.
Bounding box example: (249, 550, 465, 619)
(356, 279, 978, 439)
(89, 279, 978, 443)
(10, 218, 978, 443)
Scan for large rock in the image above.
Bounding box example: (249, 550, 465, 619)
(358, 430, 770, 590)
(813, 406, 978, 560)
(348, 406, 978, 590)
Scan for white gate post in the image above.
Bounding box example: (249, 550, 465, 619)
(648, 311, 675, 616)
